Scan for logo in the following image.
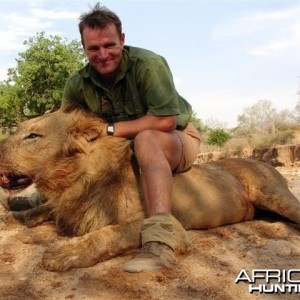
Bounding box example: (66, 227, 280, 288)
(235, 269, 300, 294)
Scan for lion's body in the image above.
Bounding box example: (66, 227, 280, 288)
(0, 108, 299, 271)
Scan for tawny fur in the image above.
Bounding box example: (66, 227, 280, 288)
(0, 106, 299, 272)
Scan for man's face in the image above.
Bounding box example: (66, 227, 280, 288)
(82, 23, 125, 79)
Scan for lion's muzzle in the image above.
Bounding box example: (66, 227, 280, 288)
(0, 173, 33, 190)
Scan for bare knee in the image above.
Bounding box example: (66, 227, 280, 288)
(134, 130, 163, 166)
(133, 130, 182, 171)
(134, 130, 158, 153)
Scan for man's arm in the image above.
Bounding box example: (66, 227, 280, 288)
(109, 115, 177, 139)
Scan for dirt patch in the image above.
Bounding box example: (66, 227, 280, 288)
(0, 168, 299, 300)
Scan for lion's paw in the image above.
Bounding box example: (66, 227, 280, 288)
(42, 243, 84, 272)
(12, 205, 52, 227)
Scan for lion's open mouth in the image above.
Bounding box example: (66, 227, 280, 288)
(0, 173, 33, 190)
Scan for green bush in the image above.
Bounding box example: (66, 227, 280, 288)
(206, 128, 231, 147)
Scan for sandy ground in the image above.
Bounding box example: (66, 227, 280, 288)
(0, 167, 299, 300)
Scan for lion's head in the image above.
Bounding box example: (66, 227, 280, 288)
(0, 106, 131, 194)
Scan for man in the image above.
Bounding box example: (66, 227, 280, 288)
(61, 3, 201, 273)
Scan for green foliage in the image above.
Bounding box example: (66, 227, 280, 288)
(0, 32, 85, 127)
(206, 128, 231, 147)
(0, 81, 23, 127)
(190, 111, 207, 132)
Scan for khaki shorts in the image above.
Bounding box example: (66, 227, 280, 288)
(175, 123, 201, 173)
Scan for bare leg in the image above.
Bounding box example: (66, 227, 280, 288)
(123, 129, 183, 272)
(133, 129, 182, 216)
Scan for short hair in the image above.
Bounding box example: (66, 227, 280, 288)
(79, 2, 123, 43)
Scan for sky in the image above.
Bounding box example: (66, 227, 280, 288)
(0, 0, 299, 128)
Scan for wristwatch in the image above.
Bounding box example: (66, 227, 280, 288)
(106, 123, 115, 136)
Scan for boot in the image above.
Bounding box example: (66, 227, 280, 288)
(123, 241, 175, 273)
(123, 213, 176, 273)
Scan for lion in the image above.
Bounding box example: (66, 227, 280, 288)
(0, 106, 299, 272)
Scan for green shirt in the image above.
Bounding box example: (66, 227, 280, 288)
(63, 46, 192, 128)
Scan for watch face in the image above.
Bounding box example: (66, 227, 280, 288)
(107, 124, 114, 135)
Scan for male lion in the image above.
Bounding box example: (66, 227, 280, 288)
(0, 106, 299, 272)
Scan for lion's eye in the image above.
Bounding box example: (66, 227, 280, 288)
(25, 133, 41, 139)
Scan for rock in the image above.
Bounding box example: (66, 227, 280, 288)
(195, 144, 300, 167)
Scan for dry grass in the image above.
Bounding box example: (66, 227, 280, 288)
(200, 129, 300, 153)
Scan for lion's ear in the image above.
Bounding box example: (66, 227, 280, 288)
(79, 117, 106, 141)
(62, 111, 106, 155)
(81, 127, 100, 142)
(63, 129, 99, 155)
